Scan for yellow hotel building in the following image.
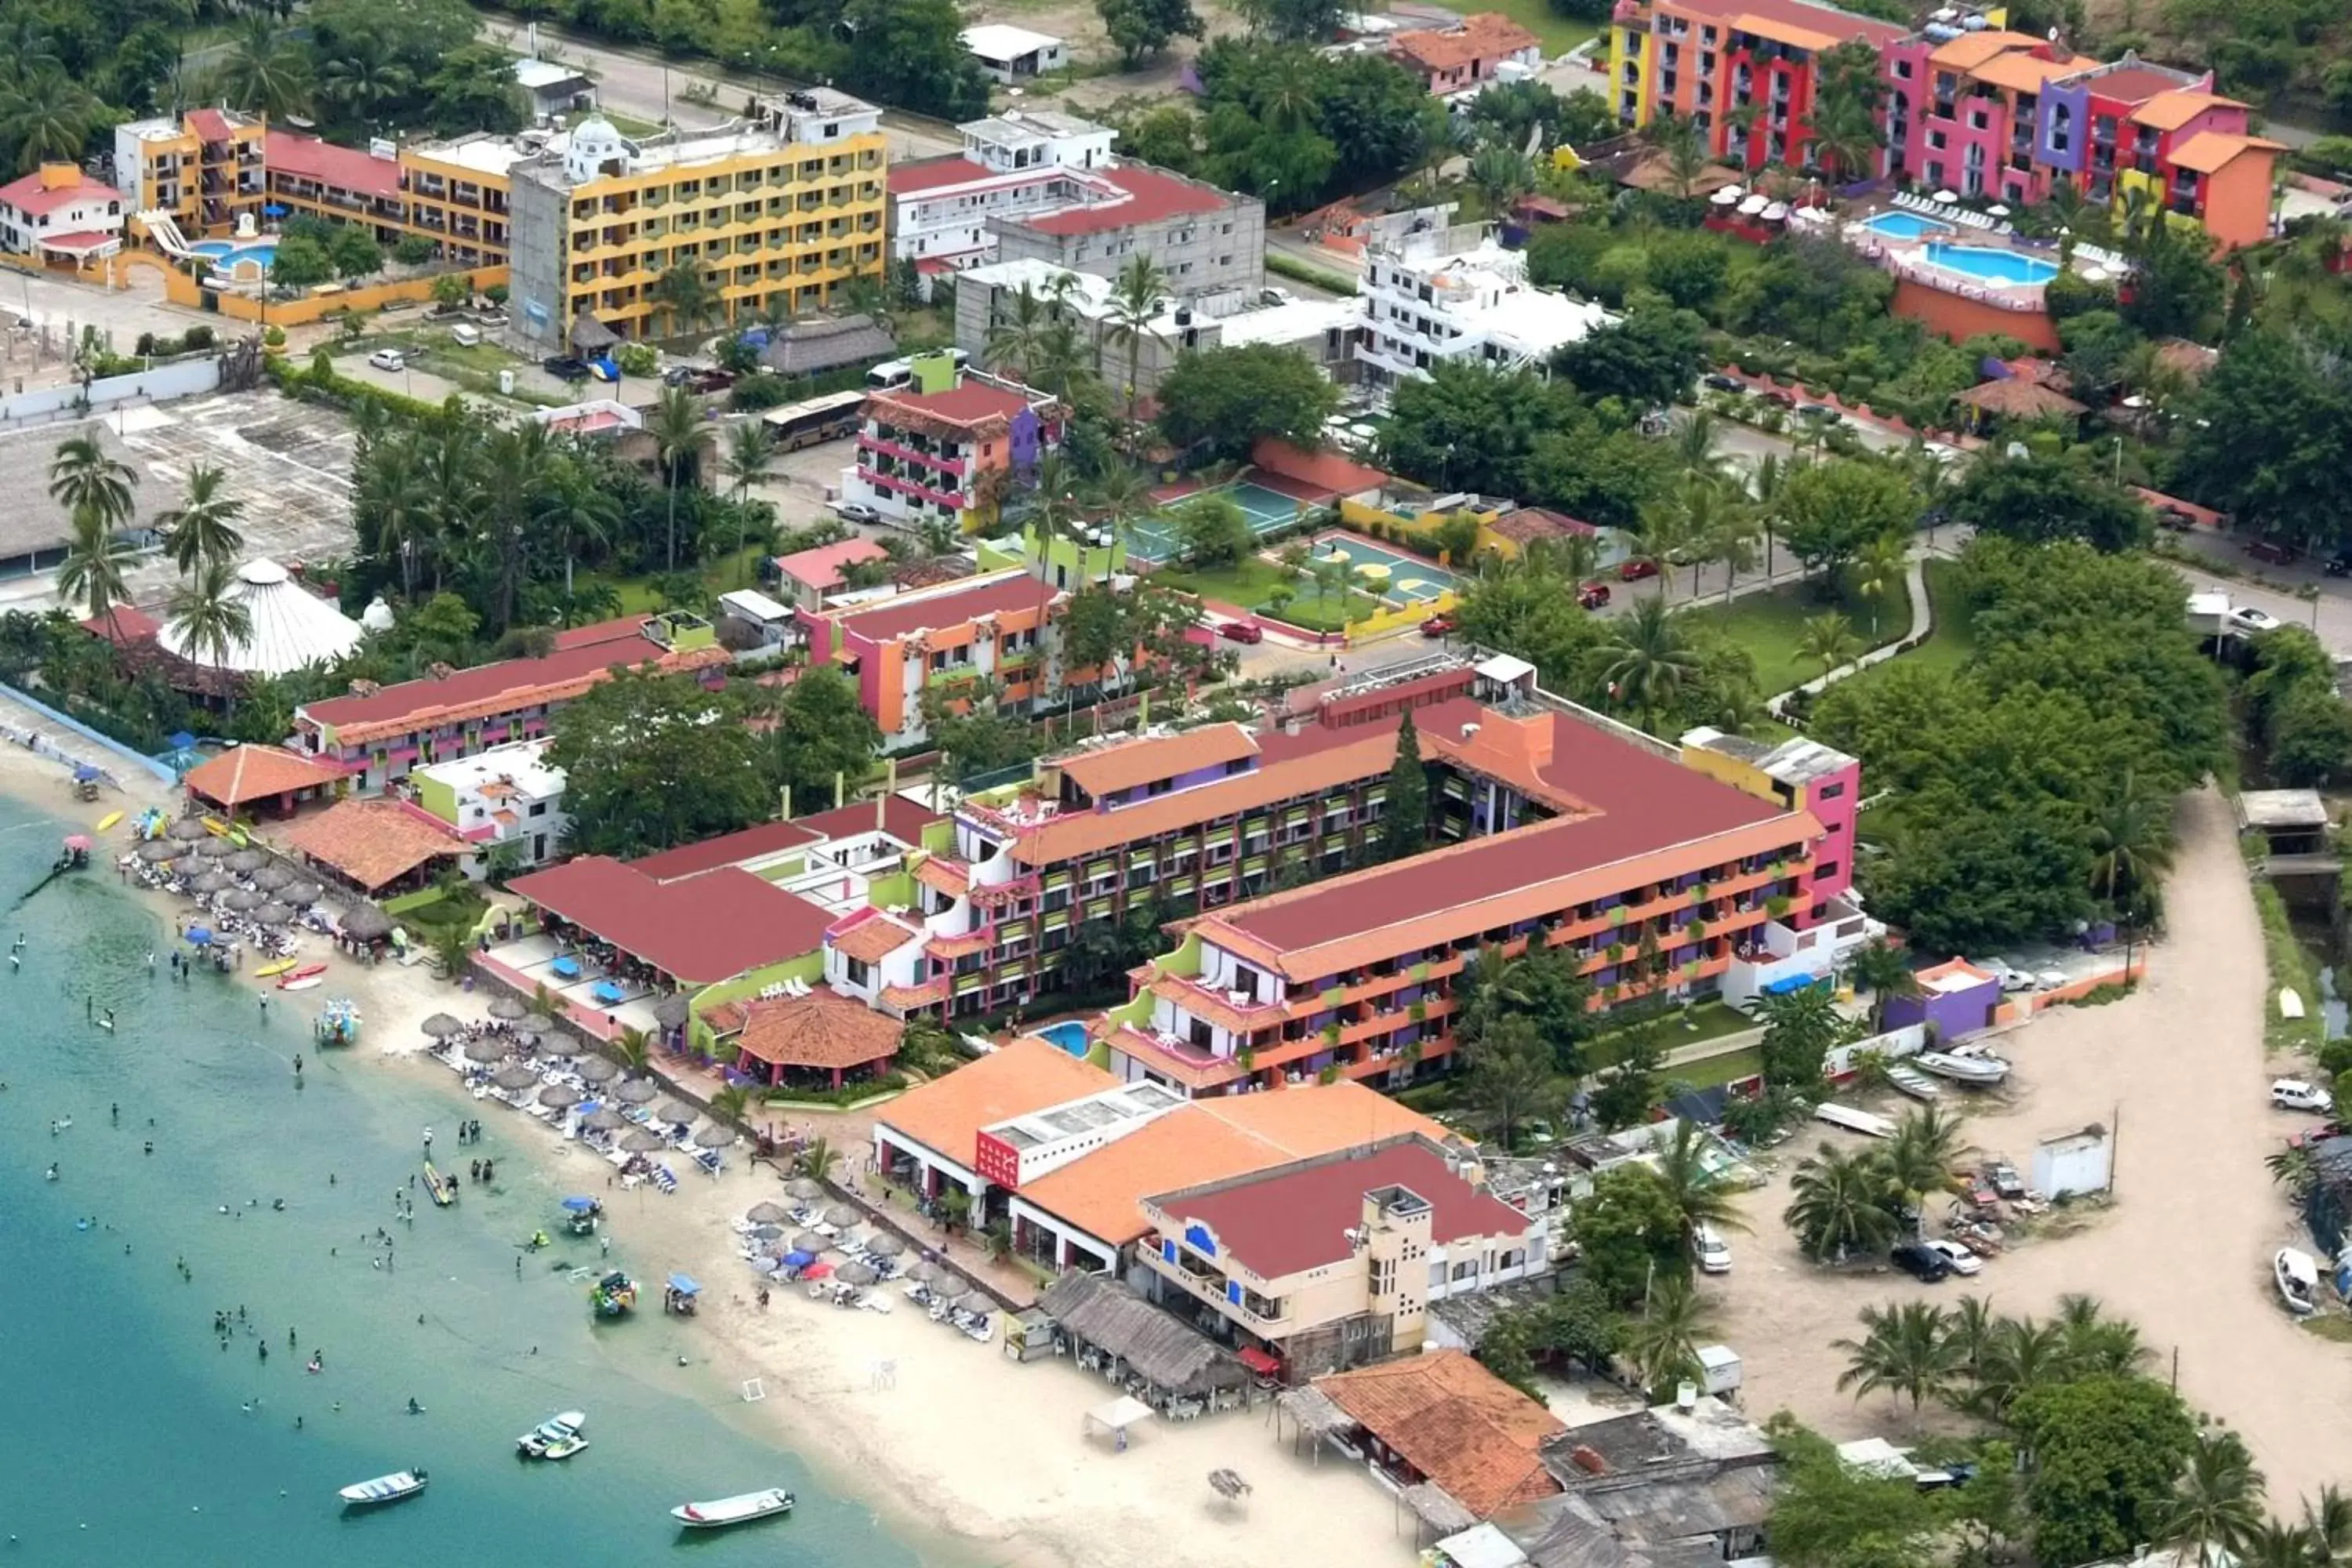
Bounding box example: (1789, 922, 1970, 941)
(506, 89, 887, 350)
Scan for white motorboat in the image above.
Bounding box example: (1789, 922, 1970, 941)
(671, 1488, 795, 1529)
(518, 1410, 589, 1460)
(2276, 1247, 2321, 1316)
(1886, 1063, 1941, 1101)
(1915, 1050, 2011, 1087)
(339, 1468, 428, 1506)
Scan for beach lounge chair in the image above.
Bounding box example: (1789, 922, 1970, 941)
(693, 1148, 724, 1177)
(652, 1164, 678, 1194)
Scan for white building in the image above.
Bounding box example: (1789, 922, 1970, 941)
(512, 58, 597, 122)
(962, 24, 1069, 83)
(887, 111, 1116, 291)
(153, 559, 365, 677)
(409, 739, 568, 876)
(1355, 209, 1616, 387)
(0, 163, 126, 262)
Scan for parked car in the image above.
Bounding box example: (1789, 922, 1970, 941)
(2272, 1078, 2335, 1113)
(1420, 615, 1457, 638)
(1762, 389, 1797, 408)
(541, 355, 591, 382)
(1701, 372, 1744, 394)
(1979, 958, 2034, 993)
(1890, 1241, 1953, 1283)
(681, 368, 735, 394)
(366, 348, 405, 372)
(1577, 581, 1612, 610)
(1985, 1161, 2025, 1200)
(1693, 1223, 1733, 1275)
(2245, 539, 2298, 564)
(1617, 558, 1659, 583)
(448, 323, 481, 348)
(2328, 550, 2352, 578)
(2230, 606, 2282, 633)
(1217, 620, 1264, 644)
(1922, 1239, 1983, 1276)
(833, 501, 881, 526)
(1795, 403, 1842, 424)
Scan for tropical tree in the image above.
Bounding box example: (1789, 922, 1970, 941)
(648, 386, 703, 572)
(1845, 938, 1920, 1032)
(1784, 1142, 1901, 1261)
(1880, 1105, 1969, 1233)
(53, 510, 140, 641)
(2087, 766, 2175, 918)
(157, 463, 246, 574)
(648, 260, 721, 339)
(49, 434, 137, 534)
(1622, 1273, 1711, 1391)
(710, 1083, 751, 1126)
(983, 282, 1051, 382)
(0, 68, 102, 169)
(1650, 1118, 1751, 1247)
(720, 418, 775, 583)
(1834, 1300, 1959, 1414)
(1102, 254, 1169, 446)
(1596, 595, 1700, 735)
(318, 29, 413, 129)
(1673, 410, 1736, 482)
(613, 1025, 653, 1075)
(1849, 533, 1907, 637)
(1466, 143, 1534, 215)
(1943, 1293, 1999, 1383)
(1795, 611, 1863, 682)
(211, 16, 311, 120)
(165, 557, 254, 673)
(797, 1134, 841, 1181)
(1970, 1313, 2071, 1417)
(2152, 1431, 2268, 1568)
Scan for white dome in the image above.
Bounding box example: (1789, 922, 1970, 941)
(361, 595, 397, 633)
(157, 557, 366, 677)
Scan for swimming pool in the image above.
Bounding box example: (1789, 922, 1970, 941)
(1863, 211, 1952, 241)
(1922, 241, 2056, 286)
(191, 239, 276, 270)
(1036, 1020, 1091, 1058)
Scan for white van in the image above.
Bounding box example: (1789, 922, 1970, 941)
(1693, 1223, 1732, 1274)
(448, 323, 482, 347)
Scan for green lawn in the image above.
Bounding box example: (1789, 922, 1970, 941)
(1666, 1044, 1765, 1092)
(1152, 559, 1382, 630)
(1684, 578, 1912, 697)
(598, 545, 774, 614)
(1476, 0, 1599, 54)
(1899, 559, 1973, 676)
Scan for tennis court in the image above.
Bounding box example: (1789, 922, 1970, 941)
(1129, 481, 1306, 564)
(1308, 531, 1458, 604)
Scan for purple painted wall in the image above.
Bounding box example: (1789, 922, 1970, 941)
(1883, 974, 2001, 1040)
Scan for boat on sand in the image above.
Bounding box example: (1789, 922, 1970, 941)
(671, 1489, 794, 1529)
(1915, 1049, 2010, 1086)
(2278, 1247, 2321, 1316)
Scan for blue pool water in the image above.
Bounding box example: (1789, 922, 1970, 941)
(1922, 241, 2056, 285)
(192, 239, 277, 270)
(1863, 211, 1951, 241)
(1036, 1021, 1091, 1057)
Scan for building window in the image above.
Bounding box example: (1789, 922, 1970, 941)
(1817, 860, 1841, 880)
(1817, 782, 1844, 800)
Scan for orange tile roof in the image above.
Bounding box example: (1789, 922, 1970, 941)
(2129, 89, 2241, 130)
(1205, 1083, 1454, 1153)
(731, 991, 902, 1070)
(1969, 51, 2085, 93)
(1926, 31, 2036, 69)
(832, 913, 920, 964)
(1054, 724, 1258, 799)
(913, 855, 970, 896)
(2167, 129, 2285, 173)
(182, 746, 344, 808)
(1730, 12, 1839, 49)
(1316, 1350, 1564, 1519)
(281, 798, 466, 891)
(1392, 13, 1541, 72)
(876, 1036, 1116, 1163)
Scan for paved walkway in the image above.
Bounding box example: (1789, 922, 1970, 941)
(1766, 546, 1938, 718)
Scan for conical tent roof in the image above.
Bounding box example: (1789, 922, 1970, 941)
(155, 559, 365, 677)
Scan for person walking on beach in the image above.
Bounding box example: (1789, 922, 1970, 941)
(421, 1127, 433, 1156)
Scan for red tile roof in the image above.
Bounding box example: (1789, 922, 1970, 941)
(1316, 1351, 1564, 1519)
(871, 380, 1035, 428)
(877, 1035, 1117, 1162)
(832, 572, 1058, 644)
(1057, 724, 1259, 798)
(829, 910, 920, 964)
(264, 130, 402, 200)
(1154, 1141, 1530, 1279)
(1663, 0, 1906, 49)
(627, 819, 825, 883)
(790, 794, 946, 845)
(79, 606, 159, 646)
(1391, 13, 1541, 73)
(731, 990, 902, 1069)
(281, 797, 466, 890)
(507, 858, 834, 985)
(777, 536, 889, 591)
(186, 109, 237, 142)
(1014, 163, 1231, 237)
(182, 745, 345, 808)
(889, 155, 992, 194)
(2081, 64, 2190, 103)
(0, 170, 120, 218)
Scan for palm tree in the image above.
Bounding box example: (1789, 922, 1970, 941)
(165, 557, 254, 673)
(648, 386, 703, 572)
(648, 260, 720, 339)
(1833, 1300, 1958, 1413)
(720, 418, 774, 584)
(710, 1083, 751, 1127)
(1845, 938, 1919, 1032)
(1673, 410, 1735, 481)
(1466, 143, 1534, 216)
(2304, 1486, 2352, 1561)
(1795, 612, 1863, 683)
(1623, 1273, 1711, 1392)
(2245, 1521, 2322, 1568)
(1652, 112, 1708, 201)
(318, 30, 412, 129)
(1630, 495, 1693, 598)
(983, 282, 1051, 383)
(1881, 1105, 1968, 1233)
(1970, 1313, 2069, 1416)
(1597, 596, 1700, 735)
(157, 463, 245, 574)
(0, 68, 101, 166)
(211, 16, 311, 119)
(1943, 1293, 1998, 1383)
(533, 454, 619, 601)
(1784, 1141, 1902, 1261)
(49, 434, 137, 534)
(1848, 535, 1908, 639)
(613, 1025, 652, 1075)
(1650, 1119, 1751, 1247)
(2088, 767, 2175, 915)
(1102, 255, 1168, 447)
(1087, 465, 1156, 558)
(797, 1135, 840, 1181)
(53, 510, 140, 641)
(2153, 1431, 2267, 1568)
(1664, 474, 1743, 597)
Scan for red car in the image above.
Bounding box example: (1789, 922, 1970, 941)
(2245, 539, 2298, 564)
(1420, 614, 1457, 637)
(1216, 620, 1263, 644)
(1577, 582, 1612, 609)
(1617, 558, 1659, 583)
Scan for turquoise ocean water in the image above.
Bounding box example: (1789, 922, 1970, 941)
(0, 790, 935, 1566)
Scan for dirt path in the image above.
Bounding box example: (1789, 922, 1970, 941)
(1705, 787, 2352, 1507)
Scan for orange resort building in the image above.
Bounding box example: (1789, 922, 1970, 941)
(1607, 0, 2281, 249)
(840, 655, 1869, 1063)
(837, 361, 1060, 532)
(290, 612, 724, 794)
(797, 568, 1066, 750)
(0, 164, 129, 264)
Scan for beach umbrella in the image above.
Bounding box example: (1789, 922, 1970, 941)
(227, 848, 266, 873)
(785, 1177, 823, 1201)
(420, 1013, 463, 1038)
(463, 1038, 510, 1065)
(527, 1010, 560, 1030)
(575, 1056, 617, 1085)
(835, 1261, 877, 1287)
(615, 1079, 658, 1105)
(780, 1249, 815, 1269)
(138, 840, 179, 863)
(582, 1107, 626, 1131)
(488, 995, 525, 1019)
(906, 1260, 942, 1286)
(251, 863, 292, 891)
(652, 994, 689, 1029)
(283, 880, 324, 906)
(167, 818, 209, 841)
(656, 1101, 696, 1125)
(506, 1028, 542, 1051)
(253, 902, 294, 926)
(340, 906, 393, 942)
(1932, 188, 1958, 203)
(747, 1200, 789, 1225)
(864, 1233, 906, 1258)
(749, 1223, 785, 1242)
(693, 1123, 733, 1149)
(185, 927, 214, 946)
(822, 1204, 859, 1229)
(791, 1231, 829, 1254)
(188, 869, 230, 894)
(539, 1084, 580, 1109)
(220, 887, 262, 911)
(933, 1272, 970, 1301)
(195, 837, 234, 858)
(1987, 202, 2012, 217)
(621, 1128, 666, 1152)
(536, 1034, 581, 1058)
(493, 1065, 539, 1091)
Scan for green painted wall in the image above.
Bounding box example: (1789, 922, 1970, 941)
(684, 949, 827, 1057)
(410, 771, 459, 826)
(1020, 525, 1127, 586)
(866, 870, 915, 909)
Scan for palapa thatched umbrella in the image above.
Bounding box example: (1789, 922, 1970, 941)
(506, 1028, 542, 1052)
(340, 906, 393, 942)
(488, 994, 525, 1020)
(463, 1037, 510, 1066)
(581, 1107, 626, 1132)
(494, 1065, 540, 1092)
(574, 1056, 617, 1085)
(167, 817, 209, 842)
(187, 869, 230, 895)
(137, 840, 179, 863)
(655, 1100, 696, 1125)
(749, 1223, 785, 1241)
(621, 1127, 666, 1152)
(785, 1177, 823, 1201)
(419, 1013, 463, 1038)
(226, 848, 267, 873)
(539, 1084, 580, 1109)
(253, 902, 294, 926)
(822, 1203, 860, 1230)
(864, 1232, 906, 1258)
(906, 1260, 943, 1286)
(614, 1079, 658, 1105)
(746, 1200, 789, 1225)
(220, 887, 262, 911)
(282, 880, 325, 906)
(251, 862, 292, 891)
(651, 994, 689, 1029)
(835, 1261, 877, 1287)
(692, 1123, 733, 1149)
(932, 1272, 971, 1302)
(791, 1231, 830, 1254)
(194, 836, 234, 858)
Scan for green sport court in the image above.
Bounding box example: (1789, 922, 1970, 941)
(1127, 481, 1305, 564)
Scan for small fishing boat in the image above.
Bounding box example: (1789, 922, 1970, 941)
(95, 810, 123, 833)
(1915, 1050, 2010, 1087)
(422, 1161, 459, 1207)
(590, 1270, 637, 1316)
(517, 1410, 589, 1460)
(255, 956, 299, 978)
(2277, 1247, 2321, 1316)
(671, 1489, 794, 1529)
(278, 963, 328, 992)
(1886, 1063, 1941, 1101)
(339, 1468, 428, 1507)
